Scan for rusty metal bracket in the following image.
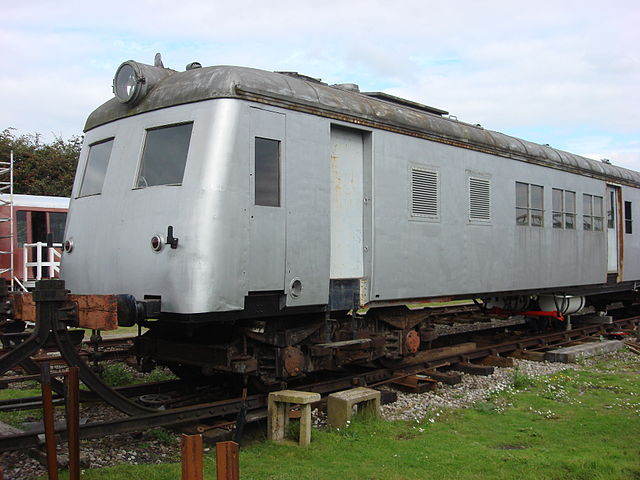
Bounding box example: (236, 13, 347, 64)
(0, 280, 154, 416)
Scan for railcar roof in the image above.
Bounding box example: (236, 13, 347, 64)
(85, 64, 640, 187)
(0, 194, 70, 209)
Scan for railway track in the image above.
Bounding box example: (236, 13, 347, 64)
(0, 313, 637, 453)
(0, 334, 135, 367)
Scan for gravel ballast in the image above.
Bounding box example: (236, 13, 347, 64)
(380, 358, 578, 421)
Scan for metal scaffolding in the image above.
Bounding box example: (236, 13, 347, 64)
(0, 151, 13, 290)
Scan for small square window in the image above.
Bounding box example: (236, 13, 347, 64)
(255, 137, 281, 207)
(625, 201, 633, 234)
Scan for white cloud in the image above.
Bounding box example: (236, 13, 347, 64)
(0, 0, 638, 171)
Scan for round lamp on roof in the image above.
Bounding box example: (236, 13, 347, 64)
(113, 61, 146, 105)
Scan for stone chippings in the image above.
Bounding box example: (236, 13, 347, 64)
(380, 358, 579, 422)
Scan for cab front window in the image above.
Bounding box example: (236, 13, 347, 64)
(136, 122, 193, 188)
(78, 138, 114, 197)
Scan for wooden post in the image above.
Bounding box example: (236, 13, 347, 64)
(41, 363, 59, 480)
(216, 441, 239, 480)
(181, 434, 203, 480)
(66, 367, 80, 480)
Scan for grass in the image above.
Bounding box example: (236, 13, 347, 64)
(0, 386, 42, 427)
(39, 351, 640, 480)
(0, 362, 176, 428)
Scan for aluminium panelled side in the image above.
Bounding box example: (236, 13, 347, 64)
(282, 109, 332, 308)
(247, 106, 286, 292)
(369, 130, 608, 302)
(63, 99, 253, 314)
(244, 102, 332, 308)
(62, 98, 334, 314)
(63, 63, 640, 316)
(620, 185, 640, 280)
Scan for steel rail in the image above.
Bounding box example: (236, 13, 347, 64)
(0, 378, 204, 413)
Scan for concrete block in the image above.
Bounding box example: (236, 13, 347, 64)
(267, 390, 320, 446)
(569, 314, 613, 325)
(544, 340, 623, 363)
(327, 387, 380, 429)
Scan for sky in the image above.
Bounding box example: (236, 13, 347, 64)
(2, 0, 639, 170)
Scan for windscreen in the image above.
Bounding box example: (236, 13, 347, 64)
(136, 123, 193, 188)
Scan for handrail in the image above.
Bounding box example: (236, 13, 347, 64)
(22, 242, 63, 281)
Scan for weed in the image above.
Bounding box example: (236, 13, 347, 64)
(473, 401, 502, 414)
(512, 368, 535, 389)
(145, 428, 177, 445)
(145, 368, 178, 383)
(101, 363, 136, 387)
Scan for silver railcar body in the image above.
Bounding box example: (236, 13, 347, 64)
(62, 62, 640, 317)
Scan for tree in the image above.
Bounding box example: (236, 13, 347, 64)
(0, 128, 81, 197)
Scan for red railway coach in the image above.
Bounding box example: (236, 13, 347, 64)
(0, 194, 70, 289)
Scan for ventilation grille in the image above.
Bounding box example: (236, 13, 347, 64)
(411, 168, 439, 218)
(469, 177, 491, 221)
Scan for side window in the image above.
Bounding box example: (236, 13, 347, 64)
(564, 191, 576, 229)
(607, 190, 615, 228)
(30, 211, 47, 242)
(254, 137, 281, 207)
(515, 182, 529, 225)
(48, 212, 67, 243)
(136, 123, 193, 188)
(16, 210, 27, 245)
(593, 196, 604, 231)
(468, 176, 491, 223)
(583, 194, 604, 231)
(530, 185, 543, 226)
(410, 166, 439, 221)
(625, 201, 632, 234)
(552, 188, 562, 228)
(583, 194, 593, 230)
(78, 138, 114, 197)
(552, 188, 576, 229)
(515, 182, 543, 227)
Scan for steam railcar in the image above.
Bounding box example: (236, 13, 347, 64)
(61, 56, 640, 383)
